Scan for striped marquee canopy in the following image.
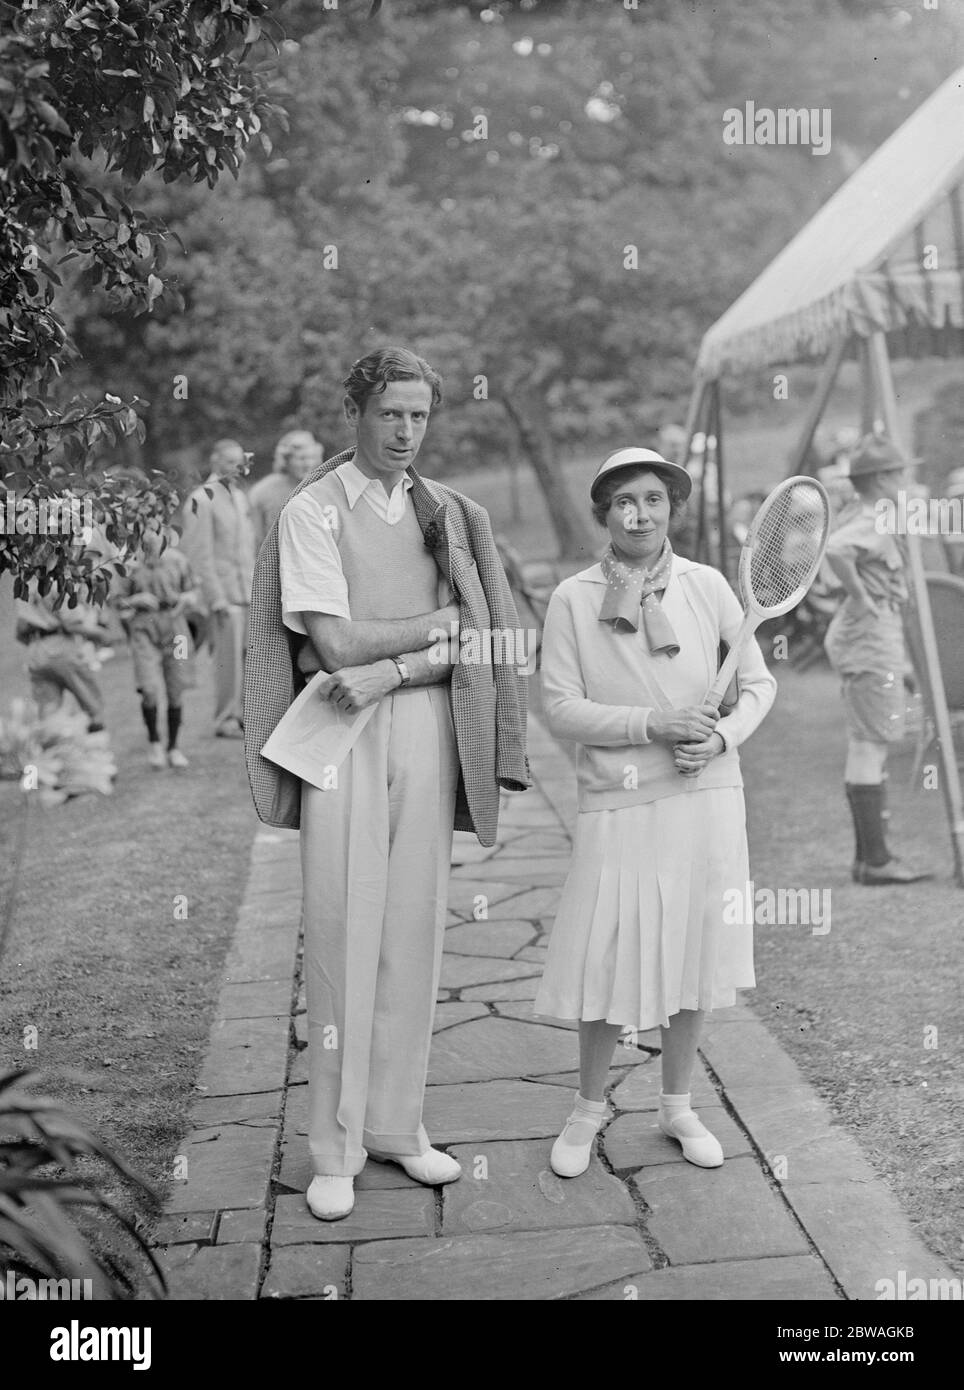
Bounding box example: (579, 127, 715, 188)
(696, 67, 964, 380)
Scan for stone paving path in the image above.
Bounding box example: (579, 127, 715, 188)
(154, 718, 955, 1300)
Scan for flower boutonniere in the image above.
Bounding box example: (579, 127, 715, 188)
(422, 505, 450, 569)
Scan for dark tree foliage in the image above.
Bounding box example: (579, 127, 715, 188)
(0, 0, 287, 604)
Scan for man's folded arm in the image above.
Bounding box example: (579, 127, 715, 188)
(299, 608, 457, 672)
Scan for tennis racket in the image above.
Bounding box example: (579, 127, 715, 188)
(704, 474, 832, 709)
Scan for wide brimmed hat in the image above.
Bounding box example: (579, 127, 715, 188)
(590, 447, 693, 503)
(848, 436, 912, 478)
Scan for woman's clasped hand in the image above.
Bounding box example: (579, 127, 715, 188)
(647, 702, 725, 779)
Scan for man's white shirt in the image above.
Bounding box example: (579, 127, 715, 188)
(278, 460, 414, 633)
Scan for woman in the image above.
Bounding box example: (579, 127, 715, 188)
(533, 447, 777, 1174)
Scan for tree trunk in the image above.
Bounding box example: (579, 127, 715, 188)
(500, 390, 596, 559)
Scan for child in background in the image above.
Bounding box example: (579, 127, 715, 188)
(15, 589, 110, 732)
(823, 435, 931, 884)
(113, 531, 199, 769)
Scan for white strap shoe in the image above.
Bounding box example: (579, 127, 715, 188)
(306, 1174, 355, 1220)
(368, 1147, 462, 1186)
(550, 1099, 609, 1178)
(658, 1110, 724, 1168)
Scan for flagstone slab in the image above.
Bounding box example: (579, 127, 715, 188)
(427, 1016, 580, 1084)
(439, 956, 542, 990)
(515, 945, 549, 962)
(261, 1243, 349, 1299)
(450, 861, 568, 886)
(577, 1254, 841, 1301)
(351, 1225, 651, 1300)
(699, 1019, 807, 1090)
(188, 1090, 283, 1129)
(450, 832, 501, 866)
(223, 927, 299, 984)
(216, 979, 293, 1020)
(496, 811, 567, 831)
(195, 1015, 290, 1097)
(492, 1001, 577, 1029)
(446, 880, 529, 917)
(152, 1211, 218, 1247)
(444, 921, 538, 957)
(459, 975, 541, 1002)
(217, 1207, 268, 1245)
(610, 1060, 716, 1112)
(705, 998, 758, 1023)
(233, 898, 302, 932)
(633, 1156, 809, 1263)
(288, 1049, 308, 1085)
(482, 886, 561, 920)
(166, 1119, 276, 1213)
(724, 1084, 880, 1187)
(433, 1001, 491, 1031)
(494, 832, 572, 857)
(442, 1140, 636, 1235)
(423, 1079, 574, 1143)
(272, 1189, 435, 1245)
(777, 1178, 958, 1301)
(602, 1106, 753, 1170)
(276, 1144, 309, 1193)
(160, 1241, 261, 1300)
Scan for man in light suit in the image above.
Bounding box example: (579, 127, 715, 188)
(244, 347, 529, 1221)
(181, 439, 256, 738)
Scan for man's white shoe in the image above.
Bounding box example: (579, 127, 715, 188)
(147, 743, 166, 770)
(369, 1147, 462, 1185)
(168, 748, 189, 769)
(306, 1175, 355, 1221)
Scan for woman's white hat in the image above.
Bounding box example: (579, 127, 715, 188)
(590, 447, 693, 503)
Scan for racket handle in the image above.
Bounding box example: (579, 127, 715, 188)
(704, 638, 744, 711)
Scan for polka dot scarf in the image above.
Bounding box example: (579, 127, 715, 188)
(598, 538, 680, 657)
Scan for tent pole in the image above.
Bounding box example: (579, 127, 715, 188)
(858, 338, 876, 434)
(867, 331, 964, 886)
(712, 381, 729, 576)
(679, 372, 708, 466)
(785, 334, 849, 477)
(680, 375, 711, 562)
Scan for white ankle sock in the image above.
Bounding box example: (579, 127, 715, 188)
(560, 1093, 607, 1146)
(659, 1090, 708, 1140)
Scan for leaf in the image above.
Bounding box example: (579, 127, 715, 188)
(146, 274, 164, 308)
(33, 100, 71, 136)
(143, 94, 155, 121)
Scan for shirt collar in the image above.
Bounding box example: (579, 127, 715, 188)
(336, 458, 413, 510)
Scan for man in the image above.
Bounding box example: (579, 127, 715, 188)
(824, 434, 930, 884)
(180, 439, 256, 738)
(248, 430, 323, 554)
(244, 346, 529, 1221)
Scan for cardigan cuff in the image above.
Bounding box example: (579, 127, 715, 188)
(627, 707, 652, 745)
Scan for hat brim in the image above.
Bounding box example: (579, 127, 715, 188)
(590, 459, 692, 503)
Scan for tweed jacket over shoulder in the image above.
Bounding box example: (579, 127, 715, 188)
(243, 447, 531, 845)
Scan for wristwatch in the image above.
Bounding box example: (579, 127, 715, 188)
(390, 656, 411, 687)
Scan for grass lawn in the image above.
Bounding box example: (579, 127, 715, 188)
(0, 576, 260, 1232)
(741, 664, 963, 1272)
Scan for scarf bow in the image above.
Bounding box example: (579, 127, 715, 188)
(598, 538, 680, 657)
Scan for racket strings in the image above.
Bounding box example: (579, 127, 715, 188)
(746, 482, 828, 611)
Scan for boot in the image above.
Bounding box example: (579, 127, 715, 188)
(847, 783, 932, 884)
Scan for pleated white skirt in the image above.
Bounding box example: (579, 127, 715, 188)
(533, 787, 754, 1032)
